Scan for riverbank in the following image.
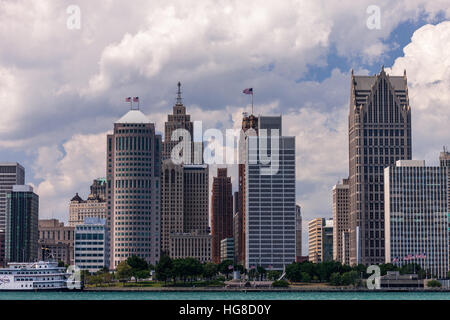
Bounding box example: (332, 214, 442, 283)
(84, 285, 450, 292)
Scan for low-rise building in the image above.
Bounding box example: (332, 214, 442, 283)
(38, 219, 74, 265)
(220, 238, 234, 262)
(169, 232, 211, 263)
(74, 218, 109, 272)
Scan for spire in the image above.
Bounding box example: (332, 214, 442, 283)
(176, 81, 182, 105)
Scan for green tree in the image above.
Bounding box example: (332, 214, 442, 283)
(329, 272, 342, 286)
(127, 255, 148, 271)
(285, 263, 302, 282)
(267, 270, 281, 281)
(300, 272, 311, 283)
(218, 260, 234, 279)
(379, 263, 398, 276)
(116, 261, 132, 281)
(256, 266, 266, 281)
(203, 262, 218, 280)
(155, 254, 173, 283)
(341, 271, 360, 286)
(400, 263, 421, 275)
(427, 280, 442, 288)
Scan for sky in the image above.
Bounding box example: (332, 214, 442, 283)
(1, 0, 450, 255)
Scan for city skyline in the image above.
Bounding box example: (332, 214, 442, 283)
(1, 3, 450, 258)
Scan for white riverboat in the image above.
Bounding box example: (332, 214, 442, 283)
(0, 261, 77, 291)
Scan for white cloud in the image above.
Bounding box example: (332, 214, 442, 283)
(33, 132, 108, 221)
(387, 21, 450, 164)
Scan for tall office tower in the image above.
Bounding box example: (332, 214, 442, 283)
(160, 162, 210, 259)
(385, 159, 449, 278)
(163, 82, 200, 163)
(232, 191, 240, 265)
(211, 168, 233, 264)
(183, 164, 209, 234)
(236, 113, 258, 266)
(308, 218, 323, 264)
(5, 185, 39, 263)
(440, 148, 450, 211)
(38, 219, 74, 265)
(160, 160, 184, 254)
(332, 178, 350, 264)
(295, 205, 302, 260)
(242, 115, 296, 270)
(106, 107, 162, 268)
(348, 67, 412, 265)
(308, 218, 333, 264)
(0, 163, 25, 266)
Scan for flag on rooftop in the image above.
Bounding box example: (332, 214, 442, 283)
(243, 88, 253, 95)
(125, 97, 131, 102)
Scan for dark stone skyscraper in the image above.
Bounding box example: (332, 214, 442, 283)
(211, 168, 233, 264)
(348, 67, 412, 265)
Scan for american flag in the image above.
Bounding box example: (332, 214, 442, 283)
(228, 265, 233, 270)
(125, 97, 131, 102)
(133, 96, 139, 102)
(250, 265, 255, 270)
(393, 258, 398, 263)
(243, 88, 253, 95)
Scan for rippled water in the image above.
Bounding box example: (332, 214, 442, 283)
(0, 291, 449, 300)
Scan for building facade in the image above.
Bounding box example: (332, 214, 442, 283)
(169, 232, 212, 263)
(348, 67, 412, 265)
(236, 113, 258, 266)
(162, 82, 201, 163)
(160, 160, 184, 254)
(107, 108, 162, 268)
(295, 205, 302, 260)
(220, 238, 234, 262)
(243, 115, 296, 270)
(211, 168, 233, 264)
(384, 159, 449, 278)
(74, 218, 110, 273)
(69, 194, 107, 227)
(0, 163, 25, 266)
(5, 185, 39, 263)
(332, 178, 350, 264)
(308, 218, 333, 264)
(38, 219, 74, 265)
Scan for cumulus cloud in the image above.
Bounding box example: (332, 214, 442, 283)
(33, 132, 108, 220)
(387, 21, 450, 164)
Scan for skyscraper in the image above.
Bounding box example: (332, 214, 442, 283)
(332, 178, 350, 264)
(308, 218, 333, 264)
(348, 67, 412, 265)
(241, 115, 296, 270)
(211, 168, 233, 264)
(0, 163, 25, 266)
(384, 159, 448, 278)
(106, 107, 162, 267)
(5, 185, 39, 263)
(163, 82, 199, 163)
(69, 179, 107, 227)
(295, 205, 302, 260)
(236, 113, 258, 266)
(160, 160, 184, 255)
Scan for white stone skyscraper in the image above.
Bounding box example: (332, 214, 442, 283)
(106, 108, 162, 268)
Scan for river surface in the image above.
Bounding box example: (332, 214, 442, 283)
(0, 291, 449, 300)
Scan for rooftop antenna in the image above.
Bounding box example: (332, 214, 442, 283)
(176, 82, 183, 105)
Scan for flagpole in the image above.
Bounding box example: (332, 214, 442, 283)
(251, 91, 254, 115)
